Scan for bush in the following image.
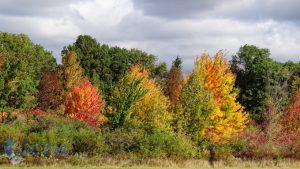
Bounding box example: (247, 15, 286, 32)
(102, 126, 196, 160)
(0, 113, 108, 158)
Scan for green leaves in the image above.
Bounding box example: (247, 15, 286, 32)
(65, 35, 158, 99)
(0, 32, 56, 110)
(107, 75, 148, 128)
(232, 45, 300, 123)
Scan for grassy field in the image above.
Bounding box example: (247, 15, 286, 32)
(1, 159, 300, 169)
(2, 163, 300, 169)
(1, 167, 300, 169)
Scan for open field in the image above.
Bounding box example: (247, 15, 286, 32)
(1, 167, 300, 169)
(2, 160, 300, 169)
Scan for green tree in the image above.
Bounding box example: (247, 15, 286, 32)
(231, 45, 300, 123)
(151, 62, 168, 89)
(106, 75, 148, 128)
(64, 35, 160, 99)
(288, 63, 300, 94)
(0, 32, 56, 110)
(231, 45, 271, 123)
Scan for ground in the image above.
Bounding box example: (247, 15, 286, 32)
(1, 166, 300, 169)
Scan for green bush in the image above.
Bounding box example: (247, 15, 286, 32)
(102, 126, 196, 160)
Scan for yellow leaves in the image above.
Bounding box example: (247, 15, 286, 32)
(182, 52, 248, 144)
(127, 65, 172, 130)
(0, 112, 9, 122)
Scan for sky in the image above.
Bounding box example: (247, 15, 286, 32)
(1, 0, 300, 72)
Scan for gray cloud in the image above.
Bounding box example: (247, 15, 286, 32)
(132, 0, 300, 22)
(0, 0, 87, 17)
(0, 0, 299, 73)
(131, 0, 227, 19)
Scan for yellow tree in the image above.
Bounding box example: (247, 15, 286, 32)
(127, 65, 172, 130)
(61, 51, 83, 91)
(180, 52, 248, 144)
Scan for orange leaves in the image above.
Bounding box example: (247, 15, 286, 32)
(198, 53, 248, 143)
(0, 112, 9, 122)
(182, 52, 248, 144)
(65, 77, 106, 127)
(282, 88, 300, 132)
(166, 65, 184, 104)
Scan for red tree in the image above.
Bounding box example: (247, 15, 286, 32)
(65, 77, 106, 127)
(282, 88, 300, 132)
(37, 70, 64, 110)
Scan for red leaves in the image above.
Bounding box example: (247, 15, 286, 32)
(37, 70, 63, 110)
(65, 77, 106, 127)
(282, 88, 300, 132)
(30, 109, 46, 116)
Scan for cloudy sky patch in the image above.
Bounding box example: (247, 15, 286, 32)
(0, 0, 299, 72)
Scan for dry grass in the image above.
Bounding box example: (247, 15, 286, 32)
(1, 158, 300, 169)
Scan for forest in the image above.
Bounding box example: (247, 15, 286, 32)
(0, 32, 300, 165)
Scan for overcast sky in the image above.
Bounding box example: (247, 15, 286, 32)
(1, 0, 300, 72)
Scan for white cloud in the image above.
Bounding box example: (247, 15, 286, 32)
(0, 0, 299, 72)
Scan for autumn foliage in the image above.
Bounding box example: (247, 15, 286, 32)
(181, 52, 248, 143)
(166, 65, 184, 104)
(37, 70, 64, 110)
(65, 77, 106, 127)
(282, 88, 300, 133)
(61, 51, 83, 91)
(127, 65, 172, 130)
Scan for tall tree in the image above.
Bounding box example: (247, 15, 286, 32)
(282, 88, 300, 133)
(37, 70, 63, 110)
(65, 77, 106, 127)
(128, 65, 172, 130)
(166, 56, 184, 104)
(106, 75, 148, 128)
(181, 52, 248, 144)
(0, 32, 56, 109)
(60, 51, 83, 91)
(231, 45, 271, 123)
(64, 35, 159, 98)
(232, 45, 300, 123)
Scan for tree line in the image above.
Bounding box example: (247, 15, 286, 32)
(0, 32, 300, 162)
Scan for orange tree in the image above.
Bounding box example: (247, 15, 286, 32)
(282, 88, 300, 133)
(180, 52, 248, 145)
(65, 77, 106, 127)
